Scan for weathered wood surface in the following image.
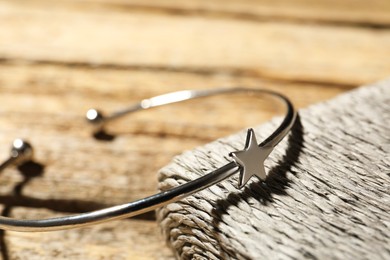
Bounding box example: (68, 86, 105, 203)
(0, 0, 389, 259)
(157, 82, 390, 259)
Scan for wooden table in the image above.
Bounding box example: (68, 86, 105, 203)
(0, 0, 389, 259)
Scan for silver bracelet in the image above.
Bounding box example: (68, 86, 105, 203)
(0, 88, 296, 232)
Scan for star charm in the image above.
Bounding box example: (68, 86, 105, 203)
(230, 128, 273, 189)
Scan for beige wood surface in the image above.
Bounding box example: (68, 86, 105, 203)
(0, 0, 389, 259)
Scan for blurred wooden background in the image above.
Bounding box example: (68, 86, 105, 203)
(0, 0, 389, 259)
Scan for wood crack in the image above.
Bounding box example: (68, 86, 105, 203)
(17, 0, 390, 30)
(0, 58, 357, 89)
(100, 3, 390, 30)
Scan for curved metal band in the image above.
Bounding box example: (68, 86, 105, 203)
(0, 88, 296, 232)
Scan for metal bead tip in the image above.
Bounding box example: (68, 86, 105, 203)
(86, 109, 104, 125)
(11, 139, 33, 163)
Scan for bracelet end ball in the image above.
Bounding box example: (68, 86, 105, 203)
(11, 139, 33, 164)
(86, 109, 105, 126)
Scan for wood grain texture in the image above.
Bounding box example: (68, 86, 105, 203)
(0, 0, 389, 258)
(1, 0, 390, 86)
(157, 81, 390, 259)
(6, 208, 171, 260)
(9, 0, 390, 27)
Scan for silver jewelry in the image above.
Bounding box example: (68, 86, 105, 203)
(0, 88, 296, 232)
(0, 139, 33, 172)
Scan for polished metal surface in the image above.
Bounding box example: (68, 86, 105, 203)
(0, 88, 296, 232)
(0, 139, 33, 172)
(230, 128, 273, 189)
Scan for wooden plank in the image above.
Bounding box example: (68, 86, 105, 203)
(1, 1, 390, 86)
(0, 62, 347, 258)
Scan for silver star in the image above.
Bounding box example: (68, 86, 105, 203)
(230, 128, 273, 189)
